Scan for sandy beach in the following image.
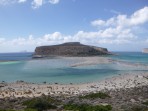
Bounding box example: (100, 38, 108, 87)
(0, 72, 148, 98)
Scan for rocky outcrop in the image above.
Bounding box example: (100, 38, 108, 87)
(142, 48, 148, 53)
(33, 42, 110, 57)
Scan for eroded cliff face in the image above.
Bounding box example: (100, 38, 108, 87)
(142, 48, 148, 53)
(33, 42, 109, 57)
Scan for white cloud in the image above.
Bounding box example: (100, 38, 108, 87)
(130, 7, 148, 26)
(0, 38, 5, 44)
(91, 20, 105, 27)
(89, 6, 148, 45)
(0, 29, 146, 52)
(0, 0, 59, 8)
(91, 7, 148, 27)
(0, 7, 148, 52)
(0, 0, 13, 5)
(0, 0, 27, 5)
(32, 0, 43, 9)
(0, 30, 138, 46)
(31, 0, 60, 8)
(18, 0, 27, 3)
(48, 0, 59, 4)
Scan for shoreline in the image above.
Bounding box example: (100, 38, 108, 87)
(0, 72, 148, 98)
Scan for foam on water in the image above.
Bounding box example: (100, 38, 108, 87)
(0, 61, 21, 65)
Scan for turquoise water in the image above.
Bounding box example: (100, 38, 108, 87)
(111, 52, 148, 64)
(0, 52, 148, 84)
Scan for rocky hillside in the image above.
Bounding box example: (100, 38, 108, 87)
(33, 42, 109, 57)
(0, 85, 147, 111)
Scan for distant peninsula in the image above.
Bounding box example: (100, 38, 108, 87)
(33, 42, 110, 58)
(142, 48, 148, 53)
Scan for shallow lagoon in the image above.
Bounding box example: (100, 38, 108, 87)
(0, 52, 148, 84)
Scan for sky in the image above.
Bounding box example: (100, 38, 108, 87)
(0, 0, 148, 52)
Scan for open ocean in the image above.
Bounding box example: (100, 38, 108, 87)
(0, 52, 148, 84)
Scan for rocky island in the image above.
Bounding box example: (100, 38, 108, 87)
(33, 42, 110, 58)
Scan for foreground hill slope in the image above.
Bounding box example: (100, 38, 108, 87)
(33, 42, 109, 57)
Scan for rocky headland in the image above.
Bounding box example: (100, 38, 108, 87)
(33, 42, 110, 58)
(142, 48, 148, 53)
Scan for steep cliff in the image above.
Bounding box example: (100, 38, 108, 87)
(142, 48, 148, 53)
(33, 42, 110, 57)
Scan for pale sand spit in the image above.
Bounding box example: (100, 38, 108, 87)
(51, 56, 112, 67)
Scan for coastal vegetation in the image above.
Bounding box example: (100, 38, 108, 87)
(79, 92, 111, 99)
(0, 75, 147, 111)
(142, 101, 148, 106)
(23, 96, 58, 111)
(0, 85, 148, 111)
(130, 105, 148, 111)
(63, 103, 112, 111)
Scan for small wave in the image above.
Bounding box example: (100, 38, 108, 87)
(0, 61, 21, 65)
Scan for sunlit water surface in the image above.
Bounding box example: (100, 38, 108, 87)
(0, 52, 148, 84)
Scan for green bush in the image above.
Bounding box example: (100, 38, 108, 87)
(79, 92, 111, 99)
(142, 101, 148, 106)
(131, 105, 148, 111)
(24, 108, 38, 111)
(23, 97, 57, 111)
(63, 103, 112, 111)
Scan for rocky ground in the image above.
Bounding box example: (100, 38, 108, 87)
(0, 85, 147, 111)
(0, 73, 147, 111)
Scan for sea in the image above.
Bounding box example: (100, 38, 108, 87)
(0, 52, 148, 84)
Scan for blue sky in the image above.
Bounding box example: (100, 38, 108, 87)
(0, 0, 148, 52)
